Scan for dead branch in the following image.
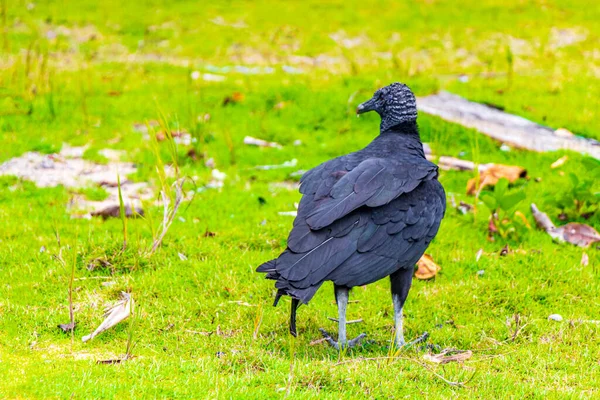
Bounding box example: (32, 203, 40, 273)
(418, 92, 600, 159)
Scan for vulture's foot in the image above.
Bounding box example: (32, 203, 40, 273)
(397, 331, 429, 350)
(319, 328, 366, 350)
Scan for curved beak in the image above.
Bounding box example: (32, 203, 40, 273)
(356, 98, 376, 115)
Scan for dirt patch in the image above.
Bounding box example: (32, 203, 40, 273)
(0, 144, 153, 218)
(549, 27, 588, 49)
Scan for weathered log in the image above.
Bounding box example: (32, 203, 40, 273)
(418, 92, 600, 159)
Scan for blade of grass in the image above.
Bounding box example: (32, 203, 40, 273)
(117, 173, 127, 251)
(125, 292, 136, 360)
(69, 249, 75, 346)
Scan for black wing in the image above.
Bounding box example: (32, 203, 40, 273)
(302, 157, 438, 230)
(324, 179, 445, 287)
(261, 156, 444, 303)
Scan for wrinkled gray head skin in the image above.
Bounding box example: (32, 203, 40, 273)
(356, 83, 418, 132)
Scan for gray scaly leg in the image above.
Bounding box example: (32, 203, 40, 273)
(320, 285, 366, 350)
(390, 267, 413, 348)
(393, 293, 405, 346)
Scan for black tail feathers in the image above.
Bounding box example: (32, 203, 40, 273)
(256, 259, 277, 273)
(257, 258, 322, 305)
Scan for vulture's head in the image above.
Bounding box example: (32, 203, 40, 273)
(357, 82, 418, 132)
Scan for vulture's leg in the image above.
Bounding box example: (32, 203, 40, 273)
(289, 298, 299, 337)
(320, 285, 366, 350)
(390, 267, 413, 348)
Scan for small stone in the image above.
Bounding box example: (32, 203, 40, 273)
(40, 158, 55, 169)
(500, 144, 511, 152)
(554, 128, 574, 137)
(202, 73, 225, 82)
(211, 169, 226, 181)
(477, 270, 485, 276)
(205, 158, 216, 169)
(548, 314, 563, 322)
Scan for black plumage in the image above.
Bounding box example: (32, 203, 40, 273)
(257, 83, 446, 348)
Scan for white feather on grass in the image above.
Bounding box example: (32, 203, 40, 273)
(82, 292, 133, 342)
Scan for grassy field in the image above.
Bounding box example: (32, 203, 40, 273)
(1, 0, 600, 398)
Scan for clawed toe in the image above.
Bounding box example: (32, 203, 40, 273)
(395, 331, 429, 350)
(319, 328, 339, 350)
(347, 333, 367, 348)
(319, 328, 366, 350)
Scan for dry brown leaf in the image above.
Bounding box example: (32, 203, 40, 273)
(531, 204, 600, 247)
(557, 223, 600, 247)
(223, 92, 245, 106)
(186, 148, 202, 161)
(97, 357, 126, 365)
(156, 130, 188, 142)
(488, 218, 498, 239)
(57, 322, 76, 333)
(457, 201, 473, 214)
(91, 204, 144, 219)
(466, 164, 527, 195)
(415, 254, 441, 280)
(423, 349, 472, 364)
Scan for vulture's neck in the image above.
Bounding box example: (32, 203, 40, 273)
(381, 121, 425, 158)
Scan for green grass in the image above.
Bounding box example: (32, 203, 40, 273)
(77, 185, 110, 202)
(1, 0, 600, 398)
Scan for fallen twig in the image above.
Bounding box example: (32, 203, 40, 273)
(327, 317, 363, 324)
(402, 331, 430, 349)
(334, 355, 473, 387)
(423, 348, 473, 364)
(253, 159, 298, 170)
(73, 276, 113, 281)
(243, 136, 283, 149)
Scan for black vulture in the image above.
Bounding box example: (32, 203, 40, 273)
(257, 83, 446, 349)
